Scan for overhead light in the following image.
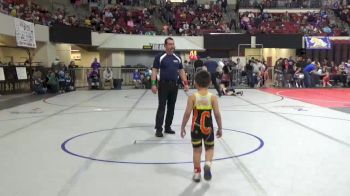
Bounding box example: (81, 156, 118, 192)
(71, 49, 80, 52)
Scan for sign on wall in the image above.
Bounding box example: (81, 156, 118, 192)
(151, 43, 165, 51)
(14, 18, 36, 48)
(0, 67, 5, 81)
(305, 36, 332, 49)
(71, 53, 82, 60)
(16, 67, 28, 80)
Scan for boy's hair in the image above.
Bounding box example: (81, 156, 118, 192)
(195, 70, 211, 88)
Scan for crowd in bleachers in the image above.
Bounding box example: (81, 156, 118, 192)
(0, 0, 231, 35)
(159, 0, 230, 36)
(333, 2, 350, 26)
(85, 4, 156, 34)
(0, 0, 156, 34)
(240, 10, 348, 35)
(1, 0, 350, 36)
(239, 0, 321, 9)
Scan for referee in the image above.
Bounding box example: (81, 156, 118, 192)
(151, 37, 189, 137)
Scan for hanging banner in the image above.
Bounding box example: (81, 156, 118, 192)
(0, 67, 5, 81)
(14, 18, 36, 48)
(305, 36, 331, 49)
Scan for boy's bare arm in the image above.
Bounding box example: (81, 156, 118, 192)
(212, 96, 222, 137)
(181, 95, 195, 138)
(181, 95, 194, 129)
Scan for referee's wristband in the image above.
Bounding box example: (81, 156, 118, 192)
(151, 80, 157, 86)
(183, 80, 189, 86)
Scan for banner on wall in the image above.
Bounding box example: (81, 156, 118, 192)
(305, 36, 332, 49)
(16, 67, 28, 80)
(14, 18, 36, 48)
(0, 67, 5, 81)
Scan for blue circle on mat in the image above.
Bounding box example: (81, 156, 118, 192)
(61, 126, 264, 165)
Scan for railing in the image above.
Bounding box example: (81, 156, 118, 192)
(0, 66, 31, 94)
(1, 65, 349, 94)
(73, 67, 150, 88)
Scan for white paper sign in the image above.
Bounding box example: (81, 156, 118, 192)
(16, 67, 28, 80)
(0, 67, 5, 81)
(14, 18, 36, 48)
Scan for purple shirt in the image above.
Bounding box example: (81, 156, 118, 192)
(91, 62, 101, 70)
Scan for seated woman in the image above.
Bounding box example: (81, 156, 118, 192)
(142, 68, 152, 89)
(102, 67, 114, 89)
(133, 69, 142, 88)
(65, 72, 75, 92)
(32, 68, 47, 95)
(88, 69, 100, 89)
(47, 72, 59, 93)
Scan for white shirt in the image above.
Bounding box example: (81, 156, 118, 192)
(183, 23, 189, 30)
(252, 63, 260, 73)
(103, 69, 113, 80)
(236, 62, 243, 71)
(217, 61, 224, 73)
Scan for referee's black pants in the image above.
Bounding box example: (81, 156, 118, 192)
(211, 73, 221, 96)
(155, 81, 178, 132)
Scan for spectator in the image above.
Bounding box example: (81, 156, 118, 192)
(91, 58, 101, 70)
(51, 57, 60, 73)
(58, 70, 66, 93)
(65, 72, 75, 92)
(47, 72, 59, 93)
(102, 67, 114, 89)
(245, 59, 254, 87)
(32, 67, 47, 95)
(337, 62, 348, 87)
(142, 67, 152, 89)
(133, 69, 142, 88)
(235, 58, 244, 83)
(88, 69, 100, 89)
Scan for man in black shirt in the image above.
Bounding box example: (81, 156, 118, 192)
(245, 60, 254, 87)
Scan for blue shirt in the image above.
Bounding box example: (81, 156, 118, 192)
(303, 63, 317, 73)
(204, 60, 218, 74)
(133, 72, 141, 80)
(153, 52, 183, 81)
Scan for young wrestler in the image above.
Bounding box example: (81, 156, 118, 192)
(181, 70, 223, 182)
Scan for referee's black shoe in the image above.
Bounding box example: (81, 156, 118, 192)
(164, 128, 176, 134)
(155, 130, 163, 137)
